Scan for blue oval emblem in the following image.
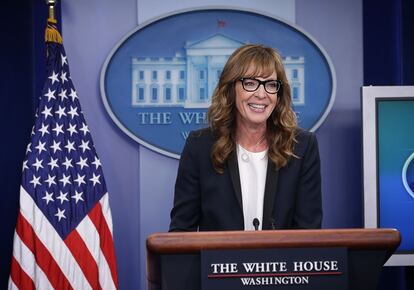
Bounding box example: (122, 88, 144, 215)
(101, 8, 336, 158)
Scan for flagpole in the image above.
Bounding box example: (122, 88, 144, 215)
(45, 0, 58, 21)
(45, 0, 62, 45)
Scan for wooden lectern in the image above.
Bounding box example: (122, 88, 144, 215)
(146, 229, 400, 290)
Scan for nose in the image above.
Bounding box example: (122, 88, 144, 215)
(255, 84, 267, 99)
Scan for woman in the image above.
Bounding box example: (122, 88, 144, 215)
(169, 44, 322, 232)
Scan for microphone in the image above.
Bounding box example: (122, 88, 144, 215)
(269, 218, 276, 230)
(253, 218, 260, 231)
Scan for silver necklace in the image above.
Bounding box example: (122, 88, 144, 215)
(239, 142, 268, 163)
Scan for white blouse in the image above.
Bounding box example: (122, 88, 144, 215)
(237, 144, 268, 231)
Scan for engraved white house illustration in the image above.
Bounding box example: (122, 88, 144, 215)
(131, 34, 305, 108)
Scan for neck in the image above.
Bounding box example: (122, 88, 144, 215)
(236, 122, 267, 152)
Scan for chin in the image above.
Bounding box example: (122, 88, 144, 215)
(248, 114, 271, 124)
(246, 118, 268, 126)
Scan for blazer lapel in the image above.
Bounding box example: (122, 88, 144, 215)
(227, 151, 243, 210)
(262, 160, 279, 230)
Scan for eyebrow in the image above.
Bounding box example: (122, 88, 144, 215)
(243, 77, 277, 81)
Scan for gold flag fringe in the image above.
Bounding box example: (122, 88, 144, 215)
(45, 18, 62, 44)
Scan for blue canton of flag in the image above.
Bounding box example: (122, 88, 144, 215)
(9, 22, 118, 290)
(26, 42, 105, 238)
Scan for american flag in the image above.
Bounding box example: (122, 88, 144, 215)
(8, 23, 118, 290)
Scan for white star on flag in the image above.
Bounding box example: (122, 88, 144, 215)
(61, 71, 68, 84)
(55, 208, 66, 221)
(47, 157, 59, 170)
(32, 158, 44, 171)
(52, 123, 64, 136)
(67, 123, 77, 136)
(61, 53, 67, 65)
(22, 160, 29, 171)
(56, 191, 69, 204)
(79, 123, 89, 135)
(90, 173, 101, 186)
(35, 141, 47, 154)
(45, 174, 57, 187)
(55, 105, 67, 119)
(26, 143, 32, 154)
(42, 191, 54, 204)
(74, 174, 86, 186)
(38, 123, 50, 136)
(71, 191, 84, 203)
(44, 88, 56, 101)
(50, 140, 62, 153)
(68, 106, 79, 119)
(92, 156, 102, 169)
(58, 88, 68, 101)
(29, 175, 41, 188)
(48, 70, 60, 84)
(76, 157, 89, 170)
(59, 174, 71, 187)
(62, 157, 73, 170)
(41, 106, 53, 119)
(69, 88, 78, 101)
(79, 140, 90, 152)
(65, 140, 76, 153)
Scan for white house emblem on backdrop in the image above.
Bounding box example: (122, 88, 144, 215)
(131, 34, 305, 108)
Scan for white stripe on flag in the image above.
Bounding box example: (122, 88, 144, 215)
(12, 232, 54, 290)
(19, 186, 92, 290)
(100, 193, 114, 234)
(7, 279, 18, 290)
(77, 210, 117, 290)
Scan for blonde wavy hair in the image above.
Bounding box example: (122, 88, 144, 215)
(208, 44, 298, 173)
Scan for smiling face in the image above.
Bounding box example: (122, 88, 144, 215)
(235, 69, 278, 130)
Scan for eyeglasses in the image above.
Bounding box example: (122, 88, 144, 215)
(239, 78, 282, 94)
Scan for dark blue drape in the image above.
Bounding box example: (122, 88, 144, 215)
(364, 0, 414, 86)
(364, 0, 414, 289)
(0, 1, 61, 288)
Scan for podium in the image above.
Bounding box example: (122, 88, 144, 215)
(146, 229, 400, 290)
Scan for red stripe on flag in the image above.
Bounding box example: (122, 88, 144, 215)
(16, 213, 74, 290)
(65, 230, 102, 290)
(88, 202, 118, 288)
(10, 256, 35, 290)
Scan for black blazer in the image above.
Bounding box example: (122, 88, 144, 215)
(169, 128, 322, 231)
